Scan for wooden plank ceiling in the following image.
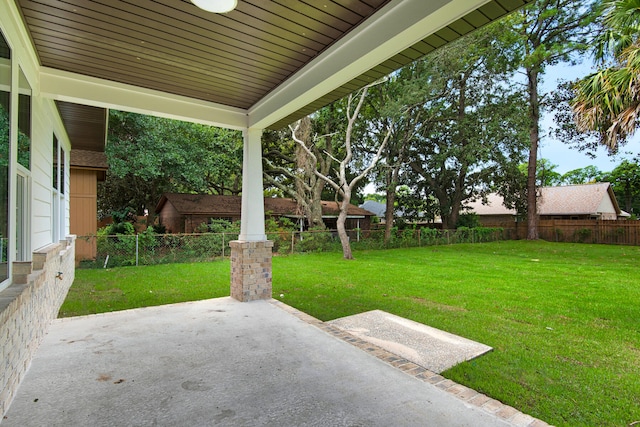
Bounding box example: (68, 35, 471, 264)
(17, 0, 533, 149)
(55, 101, 107, 151)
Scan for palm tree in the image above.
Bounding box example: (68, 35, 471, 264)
(572, 0, 640, 151)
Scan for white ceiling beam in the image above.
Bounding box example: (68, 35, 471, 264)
(248, 0, 490, 129)
(39, 67, 248, 129)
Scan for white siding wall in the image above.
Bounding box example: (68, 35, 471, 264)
(0, 3, 75, 417)
(31, 96, 52, 249)
(1, 1, 72, 263)
(597, 194, 617, 220)
(30, 96, 71, 251)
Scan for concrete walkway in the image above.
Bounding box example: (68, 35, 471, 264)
(2, 298, 547, 426)
(328, 309, 493, 373)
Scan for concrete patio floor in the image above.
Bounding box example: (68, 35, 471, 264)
(2, 297, 547, 426)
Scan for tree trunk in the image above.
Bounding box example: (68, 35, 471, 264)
(290, 116, 326, 228)
(449, 198, 462, 229)
(384, 193, 395, 243)
(440, 209, 453, 229)
(309, 182, 325, 228)
(526, 67, 540, 240)
(232, 175, 241, 195)
(144, 189, 159, 231)
(338, 189, 353, 259)
(146, 211, 156, 231)
(384, 168, 396, 243)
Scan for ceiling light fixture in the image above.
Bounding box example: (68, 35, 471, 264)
(191, 0, 238, 13)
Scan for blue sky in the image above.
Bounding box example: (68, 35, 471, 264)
(538, 62, 640, 175)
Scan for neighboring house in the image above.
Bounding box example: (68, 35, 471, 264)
(360, 200, 386, 222)
(316, 199, 374, 232)
(464, 193, 518, 226)
(359, 200, 438, 226)
(70, 148, 108, 261)
(538, 183, 623, 220)
(156, 193, 375, 233)
(465, 183, 626, 224)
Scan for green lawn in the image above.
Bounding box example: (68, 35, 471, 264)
(62, 240, 640, 427)
(60, 262, 231, 316)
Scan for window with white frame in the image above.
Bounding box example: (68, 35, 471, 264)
(0, 30, 10, 285)
(52, 134, 59, 242)
(60, 148, 66, 236)
(52, 135, 66, 242)
(15, 68, 31, 261)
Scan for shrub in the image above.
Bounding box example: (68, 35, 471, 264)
(265, 216, 297, 254)
(198, 218, 241, 234)
(455, 226, 472, 243)
(574, 228, 592, 243)
(554, 228, 563, 242)
(475, 227, 503, 242)
(456, 212, 480, 229)
(297, 226, 335, 252)
(151, 223, 167, 234)
(172, 219, 241, 262)
(96, 225, 136, 267)
(420, 227, 440, 245)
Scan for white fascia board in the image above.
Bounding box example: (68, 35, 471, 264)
(39, 67, 248, 130)
(248, 0, 490, 129)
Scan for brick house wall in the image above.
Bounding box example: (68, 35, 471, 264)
(183, 214, 240, 233)
(0, 237, 76, 416)
(157, 200, 183, 233)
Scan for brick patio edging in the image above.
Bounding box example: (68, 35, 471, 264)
(270, 299, 553, 427)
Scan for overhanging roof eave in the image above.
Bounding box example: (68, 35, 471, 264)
(248, 0, 490, 130)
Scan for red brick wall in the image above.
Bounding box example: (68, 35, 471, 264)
(157, 202, 183, 233)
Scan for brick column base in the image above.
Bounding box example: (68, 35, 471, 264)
(229, 240, 274, 302)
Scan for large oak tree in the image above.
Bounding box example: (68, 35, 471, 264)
(378, 21, 530, 229)
(102, 111, 243, 227)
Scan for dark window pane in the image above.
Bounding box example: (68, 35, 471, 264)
(60, 149, 65, 195)
(0, 30, 10, 281)
(17, 69, 31, 170)
(53, 135, 58, 190)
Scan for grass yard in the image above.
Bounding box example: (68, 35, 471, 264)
(59, 263, 231, 317)
(62, 240, 640, 427)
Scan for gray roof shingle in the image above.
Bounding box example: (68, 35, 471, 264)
(464, 183, 621, 216)
(70, 149, 108, 169)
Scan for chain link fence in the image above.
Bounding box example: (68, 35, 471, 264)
(77, 227, 507, 269)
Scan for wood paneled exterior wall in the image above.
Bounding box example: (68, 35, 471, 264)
(70, 169, 98, 260)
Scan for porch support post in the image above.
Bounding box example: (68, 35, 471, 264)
(230, 128, 273, 302)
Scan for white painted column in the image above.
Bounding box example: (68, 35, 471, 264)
(238, 128, 266, 241)
(230, 128, 272, 301)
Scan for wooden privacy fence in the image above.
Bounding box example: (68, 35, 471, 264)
(499, 219, 640, 245)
